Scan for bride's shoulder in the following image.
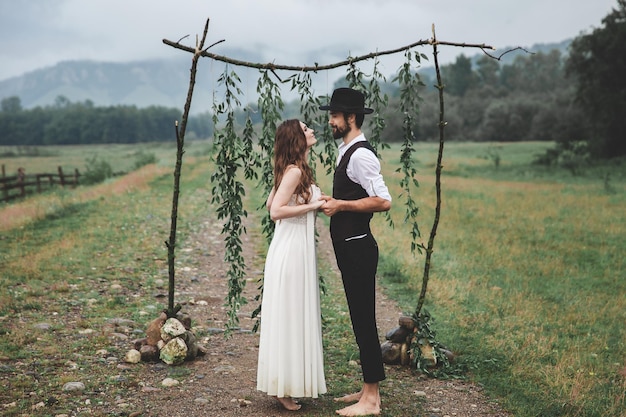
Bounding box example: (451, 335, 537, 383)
(284, 165, 302, 176)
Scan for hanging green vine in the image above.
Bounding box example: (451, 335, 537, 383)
(242, 109, 259, 182)
(368, 57, 389, 153)
(210, 66, 248, 332)
(394, 49, 426, 255)
(249, 69, 285, 330)
(256, 69, 284, 243)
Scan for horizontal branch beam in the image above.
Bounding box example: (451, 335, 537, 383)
(162, 37, 495, 72)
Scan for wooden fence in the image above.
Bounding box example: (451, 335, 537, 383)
(0, 165, 80, 202)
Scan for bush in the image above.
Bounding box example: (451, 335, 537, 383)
(81, 155, 113, 185)
(132, 151, 157, 170)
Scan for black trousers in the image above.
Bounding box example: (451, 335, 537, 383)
(332, 232, 386, 383)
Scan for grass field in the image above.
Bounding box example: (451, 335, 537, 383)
(372, 142, 626, 416)
(1, 141, 624, 416)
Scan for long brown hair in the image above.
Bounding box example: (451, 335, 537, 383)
(273, 119, 314, 203)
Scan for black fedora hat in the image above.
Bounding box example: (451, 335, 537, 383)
(319, 87, 373, 114)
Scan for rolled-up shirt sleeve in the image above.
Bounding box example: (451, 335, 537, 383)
(347, 148, 392, 201)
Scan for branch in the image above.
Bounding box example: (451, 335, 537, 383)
(162, 36, 495, 72)
(481, 46, 535, 61)
(165, 17, 210, 318)
(415, 24, 447, 318)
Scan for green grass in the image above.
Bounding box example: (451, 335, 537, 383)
(0, 141, 214, 175)
(1, 141, 624, 416)
(374, 142, 626, 416)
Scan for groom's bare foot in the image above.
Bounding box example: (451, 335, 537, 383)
(335, 397, 380, 416)
(336, 383, 380, 416)
(275, 396, 301, 411)
(334, 391, 362, 403)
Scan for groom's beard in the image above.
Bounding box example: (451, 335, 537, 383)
(332, 124, 350, 139)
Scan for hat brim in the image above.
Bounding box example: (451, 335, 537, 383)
(319, 105, 374, 114)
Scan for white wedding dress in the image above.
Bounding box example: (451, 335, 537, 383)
(256, 185, 327, 398)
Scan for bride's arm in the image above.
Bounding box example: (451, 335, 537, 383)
(270, 167, 323, 221)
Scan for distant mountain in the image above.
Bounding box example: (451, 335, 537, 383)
(0, 47, 264, 114)
(0, 41, 571, 113)
(0, 59, 192, 109)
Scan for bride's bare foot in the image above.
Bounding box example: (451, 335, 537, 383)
(274, 396, 301, 411)
(334, 391, 362, 403)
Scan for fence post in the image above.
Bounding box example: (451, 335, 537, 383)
(0, 165, 5, 201)
(36, 175, 42, 193)
(74, 169, 80, 186)
(58, 166, 65, 187)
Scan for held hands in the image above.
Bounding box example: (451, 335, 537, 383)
(310, 198, 325, 211)
(319, 194, 340, 217)
(310, 185, 326, 212)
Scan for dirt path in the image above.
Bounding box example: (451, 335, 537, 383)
(124, 215, 512, 417)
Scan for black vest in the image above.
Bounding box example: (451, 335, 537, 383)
(330, 141, 376, 241)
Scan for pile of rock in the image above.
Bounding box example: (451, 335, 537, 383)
(381, 315, 444, 368)
(125, 312, 206, 365)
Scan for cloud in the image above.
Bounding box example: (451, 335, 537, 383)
(0, 0, 617, 81)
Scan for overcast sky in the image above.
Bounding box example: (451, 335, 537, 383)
(0, 0, 618, 81)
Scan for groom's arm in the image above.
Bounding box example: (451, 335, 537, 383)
(319, 195, 390, 217)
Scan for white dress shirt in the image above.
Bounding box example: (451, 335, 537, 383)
(336, 134, 392, 202)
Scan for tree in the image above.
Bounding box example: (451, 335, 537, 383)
(442, 54, 476, 96)
(566, 0, 626, 157)
(475, 55, 500, 86)
(1, 96, 23, 113)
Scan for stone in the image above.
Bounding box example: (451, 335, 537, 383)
(146, 312, 167, 346)
(400, 342, 410, 365)
(398, 315, 416, 330)
(62, 382, 85, 391)
(184, 331, 199, 360)
(441, 348, 456, 362)
(132, 337, 147, 350)
(381, 341, 401, 364)
(385, 326, 410, 343)
(159, 337, 187, 365)
(176, 314, 192, 330)
(108, 318, 137, 327)
(161, 377, 179, 387)
(197, 344, 208, 356)
(160, 318, 186, 343)
(140, 344, 159, 362)
(124, 349, 141, 364)
(418, 338, 437, 368)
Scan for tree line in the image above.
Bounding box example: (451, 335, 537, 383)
(1, 0, 624, 159)
(403, 0, 625, 160)
(0, 96, 213, 146)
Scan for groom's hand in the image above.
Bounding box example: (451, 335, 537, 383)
(319, 195, 338, 217)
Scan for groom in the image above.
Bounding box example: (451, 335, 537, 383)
(319, 88, 392, 416)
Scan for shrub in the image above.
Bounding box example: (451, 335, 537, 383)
(81, 155, 113, 185)
(132, 151, 157, 170)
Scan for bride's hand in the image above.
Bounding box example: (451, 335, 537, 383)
(311, 199, 325, 210)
